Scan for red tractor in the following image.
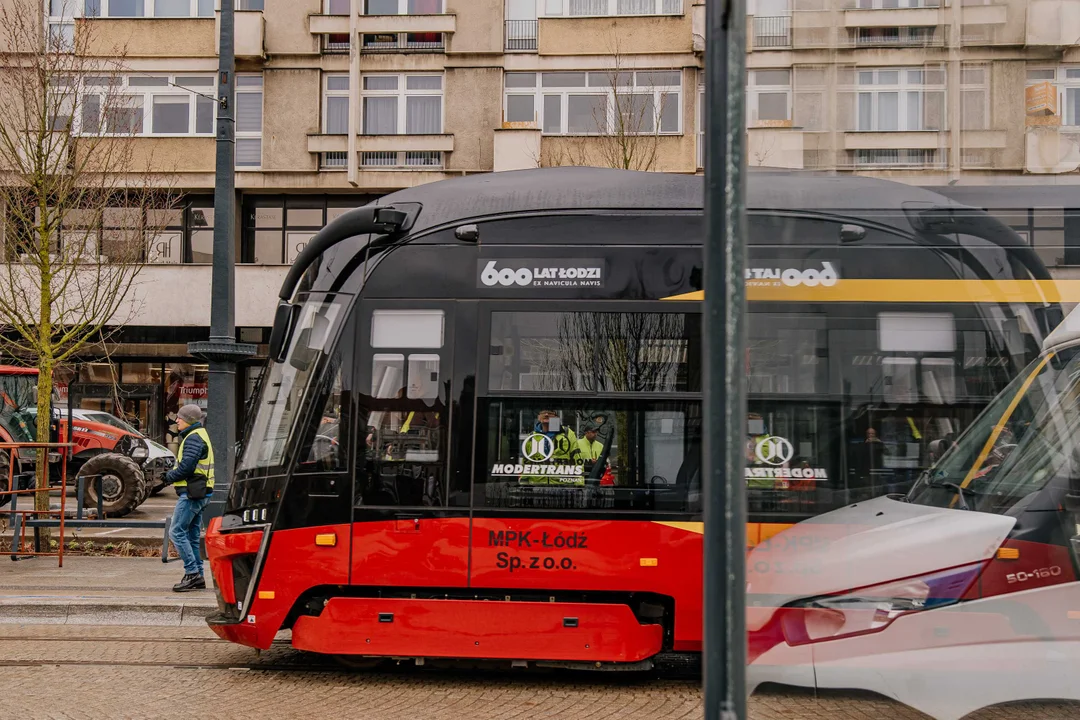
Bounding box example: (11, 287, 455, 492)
(0, 366, 170, 517)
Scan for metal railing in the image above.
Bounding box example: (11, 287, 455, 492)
(753, 15, 791, 48)
(505, 19, 538, 51)
(1, 443, 72, 565)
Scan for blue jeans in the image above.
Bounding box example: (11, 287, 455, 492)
(170, 493, 211, 576)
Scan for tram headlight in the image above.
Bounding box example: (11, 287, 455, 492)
(782, 563, 983, 644)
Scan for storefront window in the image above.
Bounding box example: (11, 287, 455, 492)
(165, 363, 208, 451)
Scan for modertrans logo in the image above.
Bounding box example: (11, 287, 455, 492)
(478, 259, 605, 289)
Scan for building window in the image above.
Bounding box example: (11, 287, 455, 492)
(241, 196, 379, 265)
(48, 0, 215, 18)
(324, 74, 350, 134)
(326, 0, 350, 12)
(53, 74, 216, 137)
(364, 0, 444, 13)
(961, 63, 989, 131)
(323, 33, 352, 52)
(543, 0, 682, 16)
(1026, 67, 1080, 127)
(855, 67, 945, 132)
(321, 151, 348, 169)
(362, 74, 443, 135)
(748, 69, 791, 127)
(235, 74, 263, 168)
(504, 70, 681, 136)
(852, 26, 937, 47)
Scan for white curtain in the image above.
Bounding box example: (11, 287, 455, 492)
(326, 96, 349, 134)
(406, 96, 441, 134)
(617, 0, 651, 14)
(364, 97, 398, 134)
(569, 0, 606, 15)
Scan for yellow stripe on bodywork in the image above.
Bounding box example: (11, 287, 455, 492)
(652, 521, 795, 547)
(662, 279, 1080, 304)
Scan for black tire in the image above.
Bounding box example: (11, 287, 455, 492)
(78, 453, 145, 518)
(0, 451, 9, 508)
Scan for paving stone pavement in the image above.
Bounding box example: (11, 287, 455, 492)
(2, 625, 1079, 720)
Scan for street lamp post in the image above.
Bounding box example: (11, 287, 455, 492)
(703, 0, 749, 718)
(190, 0, 255, 525)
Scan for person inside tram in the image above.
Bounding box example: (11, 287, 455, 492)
(519, 410, 582, 486)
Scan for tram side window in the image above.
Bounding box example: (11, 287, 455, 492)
(476, 399, 701, 513)
(357, 309, 447, 508)
(488, 311, 700, 393)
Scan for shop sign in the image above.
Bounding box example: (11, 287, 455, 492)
(490, 432, 585, 482)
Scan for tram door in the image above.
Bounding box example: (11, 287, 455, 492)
(352, 300, 471, 588)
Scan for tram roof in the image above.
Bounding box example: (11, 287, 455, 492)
(372, 167, 967, 237)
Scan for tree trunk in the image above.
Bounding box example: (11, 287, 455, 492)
(33, 356, 54, 547)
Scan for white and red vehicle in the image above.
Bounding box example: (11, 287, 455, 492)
(747, 307, 1080, 719)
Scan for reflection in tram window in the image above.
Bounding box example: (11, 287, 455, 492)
(488, 311, 700, 393)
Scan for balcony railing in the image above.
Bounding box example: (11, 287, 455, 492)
(753, 15, 792, 48)
(362, 32, 445, 51)
(505, 19, 538, 51)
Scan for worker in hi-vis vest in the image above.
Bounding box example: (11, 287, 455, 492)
(163, 404, 215, 593)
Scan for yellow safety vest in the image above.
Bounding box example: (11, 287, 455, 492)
(577, 438, 603, 462)
(174, 426, 215, 490)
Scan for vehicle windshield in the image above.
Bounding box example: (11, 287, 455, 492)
(0, 375, 38, 444)
(908, 345, 1080, 515)
(238, 294, 347, 473)
(83, 412, 141, 436)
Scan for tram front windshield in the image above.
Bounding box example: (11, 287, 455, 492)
(907, 346, 1080, 516)
(238, 294, 346, 474)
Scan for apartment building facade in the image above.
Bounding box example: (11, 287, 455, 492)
(23, 0, 1080, 445)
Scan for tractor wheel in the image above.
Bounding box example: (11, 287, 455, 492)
(0, 451, 9, 508)
(78, 454, 146, 518)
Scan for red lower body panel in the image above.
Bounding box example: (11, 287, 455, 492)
(291, 597, 664, 662)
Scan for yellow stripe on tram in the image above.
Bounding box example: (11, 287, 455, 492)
(662, 279, 1080, 304)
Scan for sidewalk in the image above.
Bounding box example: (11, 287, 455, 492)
(0, 555, 216, 627)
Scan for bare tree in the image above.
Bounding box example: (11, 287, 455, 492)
(543, 27, 675, 171)
(0, 0, 177, 522)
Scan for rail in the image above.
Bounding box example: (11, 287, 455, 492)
(5, 457, 176, 566)
(505, 19, 538, 51)
(752, 15, 792, 48)
(0, 442, 72, 566)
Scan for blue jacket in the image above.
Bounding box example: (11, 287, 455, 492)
(165, 422, 209, 485)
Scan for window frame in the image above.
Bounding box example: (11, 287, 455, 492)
(1026, 66, 1080, 128)
(323, 73, 351, 135)
(542, 0, 683, 16)
(747, 68, 792, 127)
(360, 73, 445, 136)
(502, 70, 683, 136)
(48, 0, 216, 19)
(235, 73, 264, 169)
(52, 74, 217, 138)
(960, 62, 990, 131)
(854, 66, 946, 132)
(362, 0, 446, 14)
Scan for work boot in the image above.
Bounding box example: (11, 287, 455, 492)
(173, 573, 206, 592)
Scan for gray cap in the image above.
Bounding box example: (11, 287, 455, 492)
(177, 404, 204, 424)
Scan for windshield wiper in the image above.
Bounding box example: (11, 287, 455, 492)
(925, 480, 979, 511)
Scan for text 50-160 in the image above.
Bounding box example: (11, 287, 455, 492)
(495, 552, 578, 573)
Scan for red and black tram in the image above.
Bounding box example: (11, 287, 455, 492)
(206, 167, 1063, 669)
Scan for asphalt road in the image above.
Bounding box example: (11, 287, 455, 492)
(3, 624, 1079, 720)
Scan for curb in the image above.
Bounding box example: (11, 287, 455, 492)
(0, 596, 216, 627)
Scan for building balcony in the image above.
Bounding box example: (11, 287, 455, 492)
(217, 9, 265, 59)
(1027, 0, 1080, 46)
(310, 13, 455, 45)
(961, 129, 1009, 149)
(1025, 126, 1080, 174)
(961, 2, 1007, 25)
(122, 265, 287, 327)
(843, 131, 944, 151)
(308, 134, 454, 154)
(751, 15, 792, 49)
(843, 7, 942, 28)
(505, 19, 538, 52)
